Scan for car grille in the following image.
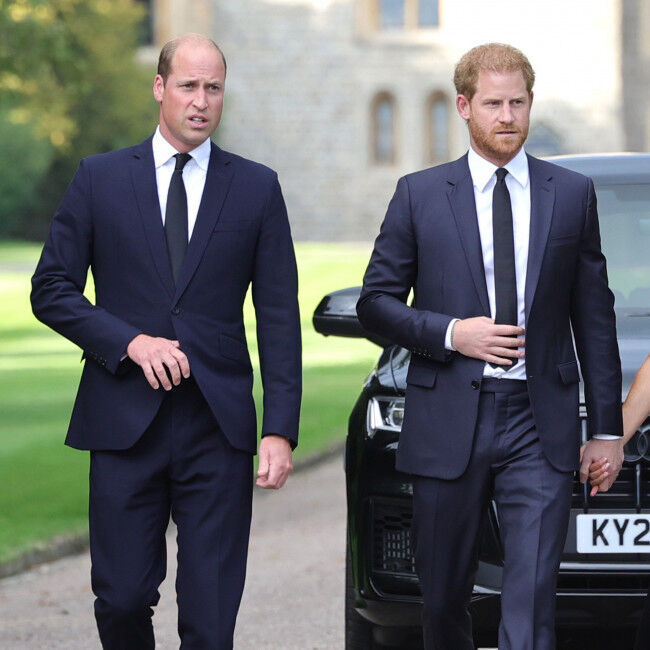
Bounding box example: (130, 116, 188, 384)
(371, 499, 416, 575)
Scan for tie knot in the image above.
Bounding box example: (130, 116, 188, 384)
(174, 153, 192, 171)
(496, 167, 508, 182)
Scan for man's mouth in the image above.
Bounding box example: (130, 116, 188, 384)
(189, 116, 208, 124)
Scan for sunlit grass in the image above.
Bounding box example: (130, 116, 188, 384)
(0, 240, 378, 563)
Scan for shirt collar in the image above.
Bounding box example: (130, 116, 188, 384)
(152, 126, 212, 171)
(467, 145, 529, 193)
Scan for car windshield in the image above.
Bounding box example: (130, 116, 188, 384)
(594, 183, 650, 310)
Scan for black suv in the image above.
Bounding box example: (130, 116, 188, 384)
(313, 154, 650, 649)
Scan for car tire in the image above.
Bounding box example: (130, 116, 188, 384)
(345, 542, 376, 649)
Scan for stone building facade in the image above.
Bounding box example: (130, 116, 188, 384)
(622, 0, 650, 152)
(145, 0, 629, 240)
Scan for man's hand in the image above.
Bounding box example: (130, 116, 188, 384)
(579, 438, 624, 496)
(256, 435, 293, 490)
(452, 317, 525, 365)
(126, 334, 190, 390)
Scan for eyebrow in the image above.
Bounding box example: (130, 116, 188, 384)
(482, 95, 526, 102)
(175, 78, 223, 85)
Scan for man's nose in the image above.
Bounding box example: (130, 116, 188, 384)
(499, 104, 514, 123)
(193, 90, 208, 110)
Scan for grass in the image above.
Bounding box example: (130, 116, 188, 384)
(0, 240, 379, 564)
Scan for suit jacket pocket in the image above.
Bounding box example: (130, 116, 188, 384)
(406, 362, 437, 388)
(219, 333, 252, 367)
(557, 361, 580, 385)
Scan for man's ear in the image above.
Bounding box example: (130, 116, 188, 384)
(456, 94, 471, 121)
(153, 74, 165, 103)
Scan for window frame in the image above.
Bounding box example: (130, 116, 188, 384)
(370, 91, 398, 165)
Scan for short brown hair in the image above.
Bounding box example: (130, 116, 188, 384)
(157, 34, 227, 83)
(454, 43, 534, 100)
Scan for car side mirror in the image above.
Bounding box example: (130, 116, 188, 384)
(312, 287, 391, 348)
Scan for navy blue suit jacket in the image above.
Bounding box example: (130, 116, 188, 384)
(357, 153, 622, 479)
(31, 136, 302, 454)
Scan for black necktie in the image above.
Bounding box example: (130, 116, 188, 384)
(492, 168, 518, 330)
(165, 153, 192, 284)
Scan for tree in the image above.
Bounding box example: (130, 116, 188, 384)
(0, 0, 156, 238)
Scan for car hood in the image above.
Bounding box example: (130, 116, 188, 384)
(378, 309, 650, 403)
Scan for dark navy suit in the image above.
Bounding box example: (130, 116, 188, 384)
(31, 136, 301, 648)
(358, 153, 622, 649)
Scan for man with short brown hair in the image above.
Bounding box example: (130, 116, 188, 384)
(32, 33, 301, 649)
(358, 42, 622, 649)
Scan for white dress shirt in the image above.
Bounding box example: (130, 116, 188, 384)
(446, 146, 530, 381)
(152, 126, 211, 240)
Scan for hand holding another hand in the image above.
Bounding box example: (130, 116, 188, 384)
(580, 438, 624, 497)
(127, 334, 190, 390)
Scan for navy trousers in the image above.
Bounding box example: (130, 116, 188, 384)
(412, 378, 573, 650)
(89, 377, 253, 649)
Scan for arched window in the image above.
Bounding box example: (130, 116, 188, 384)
(371, 92, 397, 164)
(427, 91, 450, 164)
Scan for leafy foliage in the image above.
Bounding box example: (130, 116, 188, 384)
(0, 0, 156, 238)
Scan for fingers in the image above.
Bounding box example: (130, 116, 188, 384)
(169, 347, 191, 379)
(589, 459, 609, 481)
(256, 458, 293, 489)
(493, 336, 526, 349)
(257, 450, 270, 484)
(141, 362, 160, 390)
(484, 354, 515, 366)
(579, 456, 590, 484)
(491, 324, 526, 336)
(489, 345, 525, 359)
(127, 335, 191, 390)
(151, 360, 173, 391)
(595, 475, 617, 494)
(256, 437, 293, 490)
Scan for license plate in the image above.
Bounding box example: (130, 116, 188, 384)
(576, 514, 650, 553)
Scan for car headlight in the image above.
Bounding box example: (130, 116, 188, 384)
(366, 396, 405, 438)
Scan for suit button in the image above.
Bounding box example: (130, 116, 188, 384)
(471, 380, 480, 390)
(171, 306, 180, 315)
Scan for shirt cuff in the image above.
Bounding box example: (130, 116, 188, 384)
(444, 318, 460, 351)
(592, 434, 621, 440)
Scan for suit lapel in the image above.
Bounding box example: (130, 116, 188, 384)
(130, 137, 175, 298)
(173, 143, 234, 301)
(525, 155, 555, 319)
(446, 155, 491, 316)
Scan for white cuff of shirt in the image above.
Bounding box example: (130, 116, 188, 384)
(444, 318, 460, 351)
(592, 434, 621, 440)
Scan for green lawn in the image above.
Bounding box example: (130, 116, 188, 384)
(0, 240, 378, 564)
